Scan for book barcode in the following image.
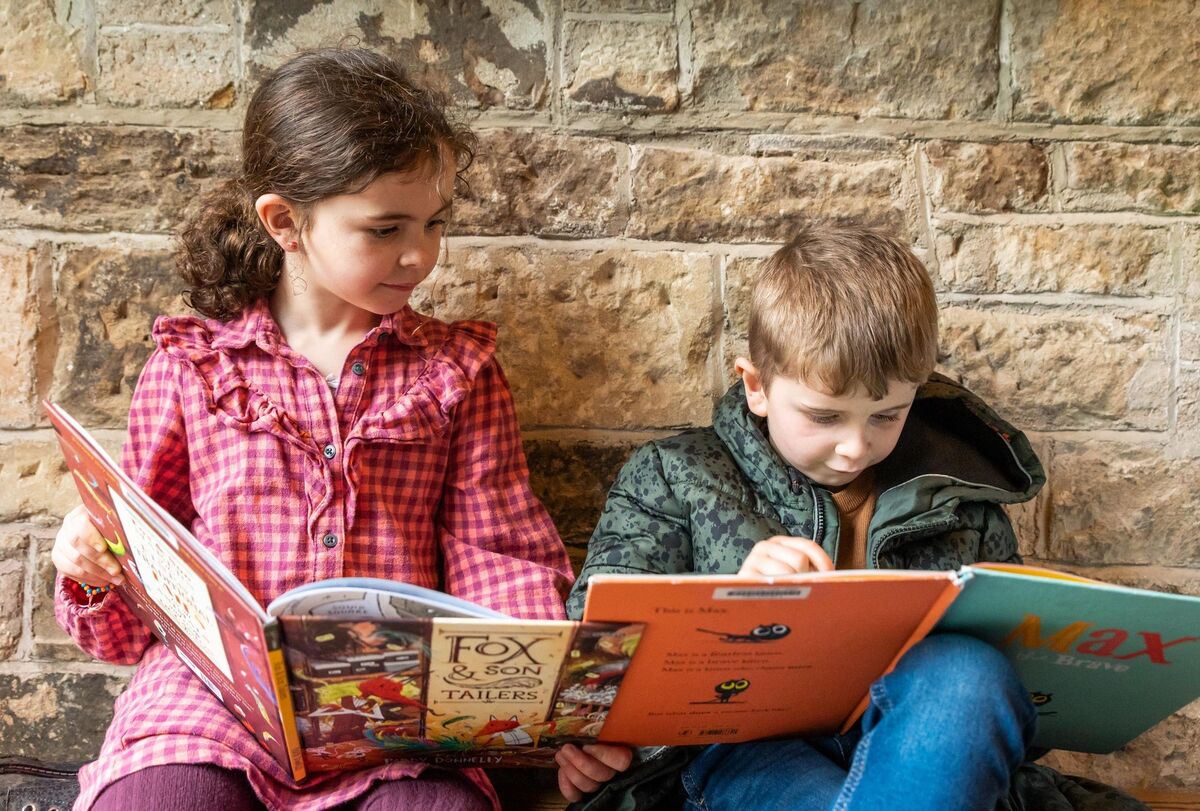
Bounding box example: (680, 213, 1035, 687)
(699, 727, 738, 736)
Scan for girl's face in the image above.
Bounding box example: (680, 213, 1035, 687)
(291, 159, 455, 321)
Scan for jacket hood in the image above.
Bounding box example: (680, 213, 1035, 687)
(713, 373, 1045, 512)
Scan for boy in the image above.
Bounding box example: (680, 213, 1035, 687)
(566, 221, 1045, 811)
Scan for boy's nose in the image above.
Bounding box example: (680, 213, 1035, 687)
(835, 430, 869, 462)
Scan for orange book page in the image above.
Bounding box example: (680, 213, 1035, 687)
(583, 571, 961, 747)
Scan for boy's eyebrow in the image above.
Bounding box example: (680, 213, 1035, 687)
(363, 201, 452, 221)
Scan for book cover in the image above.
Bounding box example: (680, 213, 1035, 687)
(581, 571, 963, 746)
(937, 563, 1200, 753)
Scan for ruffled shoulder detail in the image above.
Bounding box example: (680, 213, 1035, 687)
(151, 314, 307, 449)
(351, 318, 499, 444)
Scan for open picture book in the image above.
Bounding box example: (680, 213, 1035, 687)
(582, 563, 1200, 754)
(49, 401, 1200, 782)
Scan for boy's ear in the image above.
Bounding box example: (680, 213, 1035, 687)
(254, 193, 301, 252)
(735, 357, 770, 418)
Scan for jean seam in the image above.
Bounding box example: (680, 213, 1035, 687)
(680, 765, 710, 811)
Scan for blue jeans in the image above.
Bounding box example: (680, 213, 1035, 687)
(681, 634, 1036, 811)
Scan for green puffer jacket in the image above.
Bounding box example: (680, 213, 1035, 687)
(567, 373, 1044, 620)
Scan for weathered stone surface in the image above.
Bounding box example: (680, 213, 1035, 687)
(98, 28, 236, 108)
(524, 438, 640, 570)
(1175, 366, 1200, 458)
(1011, 0, 1200, 126)
(0, 436, 102, 523)
(0, 531, 27, 660)
(245, 0, 548, 110)
(414, 244, 718, 429)
(938, 306, 1170, 432)
(629, 142, 910, 243)
(562, 18, 678, 111)
(1037, 438, 1200, 567)
(97, 0, 234, 25)
(32, 532, 95, 662)
(0, 242, 43, 429)
(50, 243, 186, 427)
(0, 125, 240, 233)
(922, 141, 1050, 213)
(931, 222, 1173, 296)
(457, 130, 627, 238)
(690, 0, 998, 118)
(1062, 142, 1200, 215)
(0, 0, 89, 104)
(0, 672, 129, 761)
(1041, 700, 1200, 789)
(565, 0, 672, 10)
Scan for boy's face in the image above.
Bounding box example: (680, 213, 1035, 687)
(738, 360, 919, 488)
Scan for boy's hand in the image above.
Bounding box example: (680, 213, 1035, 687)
(738, 536, 834, 576)
(51, 505, 124, 588)
(555, 742, 633, 802)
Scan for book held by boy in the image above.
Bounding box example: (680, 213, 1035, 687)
(581, 564, 1200, 754)
(46, 402, 643, 781)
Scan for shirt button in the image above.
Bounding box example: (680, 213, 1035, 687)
(322, 533, 338, 548)
(323, 444, 336, 459)
(351, 361, 366, 376)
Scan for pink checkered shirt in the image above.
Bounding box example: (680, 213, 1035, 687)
(55, 300, 574, 810)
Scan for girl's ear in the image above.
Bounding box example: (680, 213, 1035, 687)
(735, 357, 770, 417)
(254, 193, 301, 252)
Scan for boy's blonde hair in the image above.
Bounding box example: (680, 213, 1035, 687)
(748, 221, 938, 400)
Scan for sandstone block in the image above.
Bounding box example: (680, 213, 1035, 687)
(629, 142, 909, 243)
(524, 438, 640, 570)
(32, 532, 95, 661)
(0, 531, 27, 660)
(1011, 0, 1200, 125)
(0, 125, 239, 233)
(98, 28, 235, 108)
(1039, 438, 1200, 567)
(0, 672, 130, 761)
(415, 244, 718, 429)
(0, 241, 43, 428)
(922, 141, 1050, 213)
(1062, 143, 1200, 215)
(0, 0, 89, 104)
(457, 130, 627, 237)
(690, 0, 998, 118)
(565, 0, 672, 10)
(938, 306, 1169, 432)
(931, 222, 1173, 296)
(1175, 366, 1200, 458)
(245, 0, 548, 110)
(97, 0, 234, 25)
(0, 436, 96, 523)
(50, 243, 186, 427)
(562, 18, 678, 111)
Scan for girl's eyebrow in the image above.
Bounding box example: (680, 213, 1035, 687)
(364, 201, 452, 221)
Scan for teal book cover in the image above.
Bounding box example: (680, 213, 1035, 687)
(934, 564, 1200, 753)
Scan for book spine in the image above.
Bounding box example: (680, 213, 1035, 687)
(264, 621, 307, 782)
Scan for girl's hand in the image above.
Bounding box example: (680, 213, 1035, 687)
(555, 742, 633, 802)
(51, 505, 124, 588)
(738, 536, 834, 577)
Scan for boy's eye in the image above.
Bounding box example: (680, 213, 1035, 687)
(806, 413, 840, 425)
(369, 227, 397, 238)
(871, 413, 902, 423)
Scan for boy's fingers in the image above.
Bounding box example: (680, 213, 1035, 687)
(582, 743, 633, 772)
(774, 537, 835, 571)
(560, 741, 618, 782)
(556, 767, 583, 802)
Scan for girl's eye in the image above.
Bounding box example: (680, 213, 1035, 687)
(871, 413, 901, 424)
(426, 219, 447, 231)
(369, 227, 397, 238)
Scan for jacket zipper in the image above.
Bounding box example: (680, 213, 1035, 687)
(785, 467, 823, 545)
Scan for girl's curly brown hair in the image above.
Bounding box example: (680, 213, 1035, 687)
(178, 48, 475, 320)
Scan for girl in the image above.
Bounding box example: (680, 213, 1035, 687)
(51, 48, 629, 810)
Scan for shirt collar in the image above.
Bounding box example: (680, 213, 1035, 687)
(206, 299, 436, 353)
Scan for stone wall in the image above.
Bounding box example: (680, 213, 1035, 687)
(1, 0, 1198, 794)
